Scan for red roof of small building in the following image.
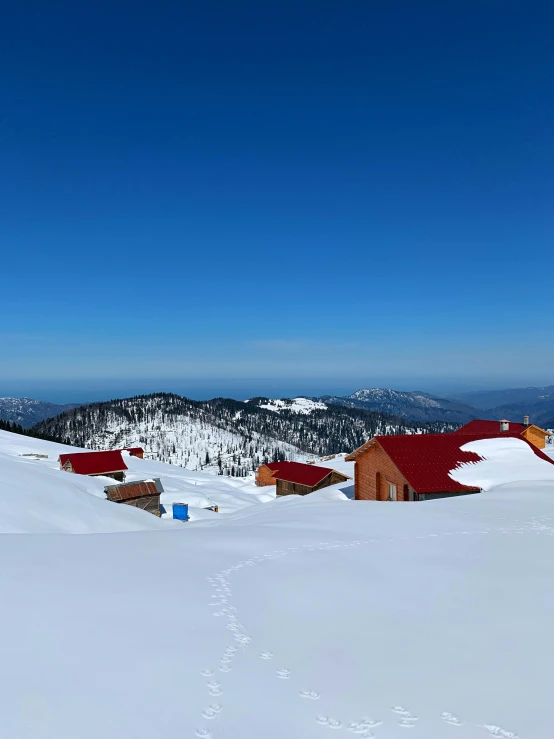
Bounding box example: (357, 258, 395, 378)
(347, 432, 554, 495)
(453, 420, 529, 436)
(122, 447, 144, 456)
(264, 461, 335, 487)
(59, 450, 128, 476)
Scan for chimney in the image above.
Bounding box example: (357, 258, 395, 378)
(523, 415, 530, 427)
(500, 420, 509, 432)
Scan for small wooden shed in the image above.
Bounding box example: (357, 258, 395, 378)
(104, 479, 161, 516)
(256, 461, 351, 496)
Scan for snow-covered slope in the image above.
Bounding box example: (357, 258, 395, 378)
(1, 473, 554, 736)
(2, 430, 554, 736)
(0, 431, 276, 532)
(0, 431, 172, 533)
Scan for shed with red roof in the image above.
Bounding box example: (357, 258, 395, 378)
(58, 450, 128, 482)
(454, 418, 549, 449)
(345, 432, 554, 501)
(256, 460, 351, 496)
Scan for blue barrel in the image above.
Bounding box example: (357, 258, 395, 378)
(173, 503, 189, 521)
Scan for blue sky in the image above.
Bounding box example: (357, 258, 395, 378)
(1, 1, 553, 402)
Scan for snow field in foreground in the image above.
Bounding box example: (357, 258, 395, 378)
(1, 489, 553, 738)
(1, 433, 553, 737)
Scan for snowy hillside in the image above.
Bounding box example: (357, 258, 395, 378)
(0, 431, 281, 532)
(1, 432, 553, 737)
(248, 397, 328, 414)
(35, 393, 454, 476)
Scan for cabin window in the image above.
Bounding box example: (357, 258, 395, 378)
(388, 483, 397, 501)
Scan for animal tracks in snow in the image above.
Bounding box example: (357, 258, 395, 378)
(351, 719, 382, 730)
(199, 529, 527, 737)
(484, 725, 519, 739)
(299, 690, 320, 700)
(316, 716, 342, 729)
(442, 711, 463, 726)
(391, 706, 418, 729)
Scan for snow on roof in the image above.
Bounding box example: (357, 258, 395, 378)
(450, 437, 554, 491)
(264, 461, 336, 486)
(348, 432, 554, 494)
(59, 450, 128, 475)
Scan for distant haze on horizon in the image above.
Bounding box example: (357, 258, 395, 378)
(1, 377, 553, 405)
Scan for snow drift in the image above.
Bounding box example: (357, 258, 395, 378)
(450, 437, 554, 491)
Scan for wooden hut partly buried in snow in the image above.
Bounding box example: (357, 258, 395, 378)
(256, 461, 351, 496)
(103, 478, 163, 516)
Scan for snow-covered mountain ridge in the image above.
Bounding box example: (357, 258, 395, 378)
(34, 393, 457, 476)
(317, 387, 483, 423)
(0, 397, 81, 427)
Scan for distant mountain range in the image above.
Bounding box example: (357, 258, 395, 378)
(0, 385, 554, 428)
(33, 393, 455, 476)
(317, 388, 481, 423)
(448, 386, 554, 428)
(0, 397, 82, 428)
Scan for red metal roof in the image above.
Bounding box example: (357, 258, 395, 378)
(454, 420, 529, 436)
(264, 461, 335, 487)
(374, 434, 482, 493)
(122, 447, 144, 456)
(370, 432, 554, 494)
(59, 450, 128, 476)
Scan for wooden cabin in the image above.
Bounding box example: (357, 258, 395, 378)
(104, 479, 161, 516)
(454, 418, 550, 449)
(346, 431, 554, 501)
(256, 461, 351, 496)
(58, 450, 128, 482)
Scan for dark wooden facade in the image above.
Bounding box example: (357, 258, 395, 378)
(276, 470, 350, 497)
(62, 459, 125, 482)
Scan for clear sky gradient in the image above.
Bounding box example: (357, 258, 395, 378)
(1, 1, 553, 402)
